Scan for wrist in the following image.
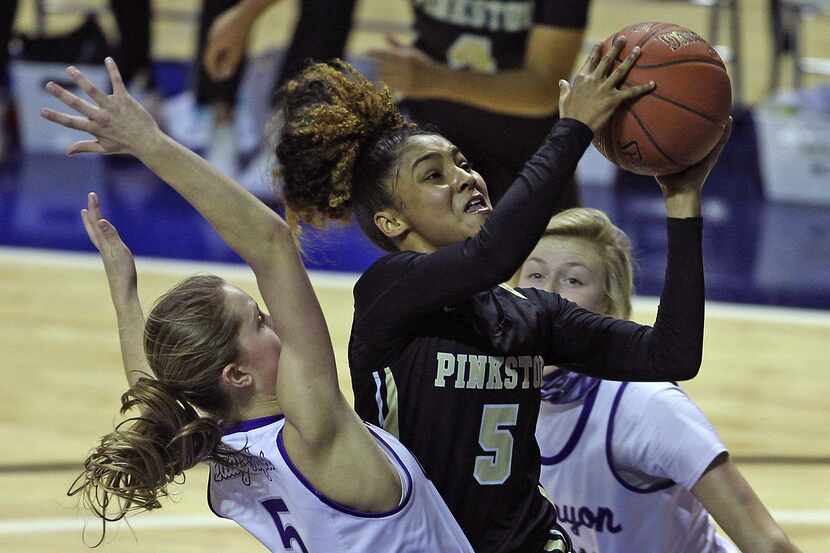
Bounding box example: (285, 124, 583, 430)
(664, 189, 702, 218)
(135, 129, 173, 166)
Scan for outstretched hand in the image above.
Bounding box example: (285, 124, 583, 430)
(81, 192, 137, 302)
(40, 58, 160, 158)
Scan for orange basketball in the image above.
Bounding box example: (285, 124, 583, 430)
(592, 22, 732, 176)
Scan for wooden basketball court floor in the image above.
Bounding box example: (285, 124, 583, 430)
(2, 1, 829, 551)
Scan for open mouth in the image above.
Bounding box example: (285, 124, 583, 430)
(464, 193, 490, 214)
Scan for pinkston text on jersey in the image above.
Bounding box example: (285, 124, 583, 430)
(434, 353, 544, 390)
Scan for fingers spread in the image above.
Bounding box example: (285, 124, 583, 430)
(46, 81, 98, 118)
(578, 44, 601, 75)
(40, 108, 95, 133)
(105, 58, 127, 95)
(594, 36, 626, 78)
(618, 81, 655, 101)
(606, 46, 641, 88)
(67, 66, 107, 105)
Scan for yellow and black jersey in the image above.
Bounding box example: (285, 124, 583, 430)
(403, 0, 592, 205)
(348, 120, 705, 553)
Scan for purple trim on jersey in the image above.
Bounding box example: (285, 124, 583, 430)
(223, 414, 285, 435)
(205, 465, 228, 519)
(540, 382, 601, 465)
(275, 424, 414, 518)
(606, 382, 676, 493)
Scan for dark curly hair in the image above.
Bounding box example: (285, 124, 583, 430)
(276, 60, 437, 251)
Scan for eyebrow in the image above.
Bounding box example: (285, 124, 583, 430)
(525, 257, 548, 266)
(412, 152, 441, 174)
(411, 146, 461, 175)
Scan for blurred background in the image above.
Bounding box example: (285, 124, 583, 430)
(0, 1, 827, 552)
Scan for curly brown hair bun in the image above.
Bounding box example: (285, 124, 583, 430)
(276, 60, 433, 251)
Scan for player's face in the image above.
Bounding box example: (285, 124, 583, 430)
(517, 236, 608, 314)
(222, 285, 282, 392)
(389, 134, 492, 248)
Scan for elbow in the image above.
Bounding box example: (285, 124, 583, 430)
(677, 349, 702, 380)
(652, 344, 702, 381)
(675, 363, 700, 381)
(251, 218, 294, 266)
(671, 355, 701, 381)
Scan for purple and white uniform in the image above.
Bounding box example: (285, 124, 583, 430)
(208, 415, 473, 552)
(536, 380, 738, 553)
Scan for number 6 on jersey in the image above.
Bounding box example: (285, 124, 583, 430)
(474, 404, 519, 485)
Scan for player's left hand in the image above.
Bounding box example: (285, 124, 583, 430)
(40, 58, 161, 158)
(369, 34, 439, 99)
(81, 191, 137, 303)
(657, 116, 733, 195)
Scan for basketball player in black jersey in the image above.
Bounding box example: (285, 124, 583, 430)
(273, 37, 728, 552)
(371, 0, 591, 207)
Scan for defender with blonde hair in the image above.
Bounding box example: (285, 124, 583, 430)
(44, 60, 473, 552)
(518, 208, 802, 553)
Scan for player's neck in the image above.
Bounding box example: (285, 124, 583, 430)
(235, 397, 283, 422)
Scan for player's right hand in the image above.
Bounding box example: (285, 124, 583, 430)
(559, 37, 655, 133)
(81, 192, 137, 303)
(204, 5, 251, 80)
(40, 58, 160, 159)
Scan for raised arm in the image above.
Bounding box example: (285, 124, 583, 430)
(358, 40, 654, 327)
(42, 60, 348, 447)
(81, 192, 149, 387)
(523, 120, 732, 381)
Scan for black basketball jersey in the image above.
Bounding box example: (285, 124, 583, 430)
(411, 0, 590, 72)
(403, 0, 592, 204)
(346, 117, 705, 553)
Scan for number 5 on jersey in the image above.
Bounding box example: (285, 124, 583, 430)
(261, 498, 309, 552)
(474, 404, 519, 485)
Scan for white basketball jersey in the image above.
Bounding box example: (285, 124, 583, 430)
(208, 415, 473, 552)
(536, 381, 738, 553)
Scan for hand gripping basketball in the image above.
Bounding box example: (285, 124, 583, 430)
(559, 36, 656, 133)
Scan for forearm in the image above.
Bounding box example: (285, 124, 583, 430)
(426, 66, 559, 117)
(648, 217, 704, 379)
(111, 291, 150, 387)
(553, 218, 703, 381)
(694, 459, 802, 553)
(138, 132, 288, 268)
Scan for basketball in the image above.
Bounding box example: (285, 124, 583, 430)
(592, 22, 732, 176)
